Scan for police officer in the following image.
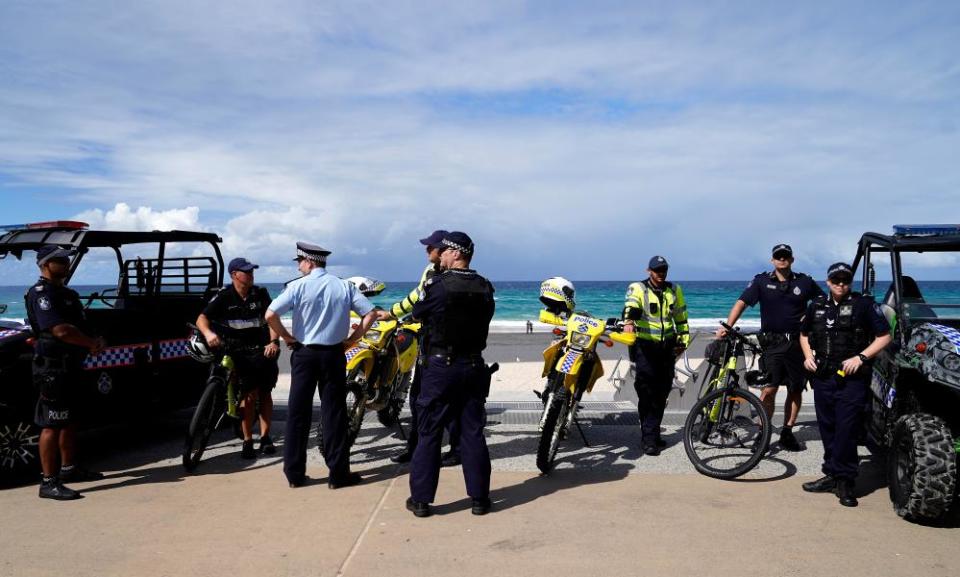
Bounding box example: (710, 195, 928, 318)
(405, 232, 495, 518)
(197, 257, 280, 459)
(386, 230, 461, 468)
(799, 263, 891, 507)
(264, 242, 378, 488)
(25, 245, 106, 500)
(718, 244, 825, 451)
(622, 256, 690, 455)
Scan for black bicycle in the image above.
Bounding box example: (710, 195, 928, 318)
(182, 335, 262, 472)
(682, 322, 772, 479)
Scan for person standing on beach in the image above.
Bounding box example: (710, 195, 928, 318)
(622, 256, 690, 456)
(264, 242, 378, 488)
(406, 232, 495, 518)
(799, 263, 890, 506)
(384, 230, 462, 468)
(717, 244, 825, 451)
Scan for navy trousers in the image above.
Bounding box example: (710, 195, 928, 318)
(406, 364, 462, 455)
(284, 345, 350, 484)
(409, 356, 490, 503)
(811, 371, 870, 480)
(632, 339, 677, 446)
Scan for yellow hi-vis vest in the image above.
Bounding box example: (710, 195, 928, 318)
(390, 264, 438, 318)
(623, 280, 690, 346)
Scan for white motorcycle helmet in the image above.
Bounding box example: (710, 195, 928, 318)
(186, 331, 215, 363)
(539, 277, 576, 314)
(347, 276, 386, 297)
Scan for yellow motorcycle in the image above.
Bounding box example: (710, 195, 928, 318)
(535, 307, 635, 473)
(316, 278, 420, 453)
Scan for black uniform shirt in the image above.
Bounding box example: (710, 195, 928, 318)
(24, 277, 88, 358)
(411, 269, 496, 351)
(739, 271, 825, 334)
(202, 285, 273, 346)
(799, 293, 890, 341)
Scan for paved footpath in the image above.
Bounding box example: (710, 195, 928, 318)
(2, 410, 958, 577)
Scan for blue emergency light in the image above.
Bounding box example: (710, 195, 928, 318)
(0, 221, 89, 232)
(892, 224, 960, 237)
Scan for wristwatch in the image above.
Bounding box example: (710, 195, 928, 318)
(857, 353, 868, 363)
(271, 338, 280, 346)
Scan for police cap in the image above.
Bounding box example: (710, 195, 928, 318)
(827, 262, 853, 283)
(648, 255, 669, 270)
(772, 244, 793, 258)
(228, 257, 259, 273)
(294, 242, 331, 263)
(419, 230, 449, 249)
(36, 244, 76, 265)
(441, 231, 474, 255)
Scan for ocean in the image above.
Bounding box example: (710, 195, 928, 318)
(5, 280, 960, 333)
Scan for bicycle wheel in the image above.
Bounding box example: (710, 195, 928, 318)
(536, 385, 570, 474)
(683, 386, 771, 479)
(183, 377, 225, 472)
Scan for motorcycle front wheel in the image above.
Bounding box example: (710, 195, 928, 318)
(536, 383, 570, 475)
(316, 367, 367, 456)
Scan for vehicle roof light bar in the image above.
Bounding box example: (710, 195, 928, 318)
(892, 224, 960, 237)
(0, 220, 89, 232)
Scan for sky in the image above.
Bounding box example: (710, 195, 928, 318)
(1, 0, 959, 284)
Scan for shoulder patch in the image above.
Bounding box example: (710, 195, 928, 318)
(38, 296, 52, 311)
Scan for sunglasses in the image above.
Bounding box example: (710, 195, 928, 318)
(650, 267, 668, 274)
(829, 277, 852, 285)
(773, 254, 792, 260)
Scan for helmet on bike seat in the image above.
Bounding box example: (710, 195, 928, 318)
(539, 277, 575, 314)
(347, 276, 386, 297)
(187, 331, 215, 363)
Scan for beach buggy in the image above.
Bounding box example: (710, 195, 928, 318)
(0, 220, 224, 485)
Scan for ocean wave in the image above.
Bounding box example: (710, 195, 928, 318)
(489, 318, 761, 333)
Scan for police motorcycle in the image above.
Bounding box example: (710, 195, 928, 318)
(315, 277, 421, 453)
(534, 278, 636, 473)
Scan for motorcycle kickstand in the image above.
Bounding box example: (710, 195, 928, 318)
(574, 414, 591, 447)
(397, 421, 408, 441)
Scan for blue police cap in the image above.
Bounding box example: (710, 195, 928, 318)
(772, 244, 793, 258)
(294, 242, 331, 263)
(419, 230, 448, 248)
(827, 262, 853, 281)
(648, 255, 669, 270)
(36, 244, 76, 265)
(441, 231, 474, 255)
(228, 257, 259, 273)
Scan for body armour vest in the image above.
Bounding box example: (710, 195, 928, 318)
(426, 270, 494, 355)
(808, 293, 870, 363)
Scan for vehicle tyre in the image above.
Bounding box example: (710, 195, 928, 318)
(536, 387, 570, 474)
(683, 387, 771, 479)
(182, 377, 224, 472)
(889, 413, 957, 522)
(0, 408, 41, 487)
(316, 368, 367, 455)
(376, 371, 411, 428)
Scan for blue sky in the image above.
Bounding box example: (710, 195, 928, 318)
(2, 0, 959, 284)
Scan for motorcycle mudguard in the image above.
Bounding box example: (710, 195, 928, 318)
(542, 340, 564, 377)
(345, 346, 376, 378)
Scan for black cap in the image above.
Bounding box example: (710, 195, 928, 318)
(648, 255, 669, 270)
(827, 262, 853, 281)
(228, 257, 259, 274)
(419, 230, 448, 249)
(772, 244, 793, 258)
(294, 241, 331, 263)
(36, 244, 76, 265)
(441, 231, 474, 255)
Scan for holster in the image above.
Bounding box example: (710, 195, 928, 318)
(32, 356, 69, 401)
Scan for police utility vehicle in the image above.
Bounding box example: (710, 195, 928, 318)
(0, 221, 224, 485)
(854, 224, 960, 522)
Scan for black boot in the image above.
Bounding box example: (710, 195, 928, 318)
(390, 449, 412, 464)
(471, 497, 492, 515)
(837, 479, 858, 507)
(802, 475, 837, 493)
(39, 478, 81, 501)
(406, 497, 431, 518)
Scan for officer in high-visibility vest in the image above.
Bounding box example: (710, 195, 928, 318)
(622, 256, 690, 456)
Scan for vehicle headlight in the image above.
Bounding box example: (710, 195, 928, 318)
(363, 330, 382, 344)
(940, 353, 960, 372)
(569, 332, 592, 347)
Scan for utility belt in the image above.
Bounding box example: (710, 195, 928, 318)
(757, 332, 799, 349)
(426, 347, 485, 364)
(32, 355, 79, 401)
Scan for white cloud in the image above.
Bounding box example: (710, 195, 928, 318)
(73, 203, 202, 232)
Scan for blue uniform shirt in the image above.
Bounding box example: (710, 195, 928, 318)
(24, 277, 89, 358)
(799, 293, 890, 339)
(739, 271, 825, 334)
(268, 268, 374, 346)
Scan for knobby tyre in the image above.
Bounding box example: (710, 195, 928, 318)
(183, 377, 224, 472)
(683, 387, 771, 479)
(376, 371, 411, 428)
(889, 413, 957, 522)
(316, 367, 366, 456)
(536, 387, 570, 474)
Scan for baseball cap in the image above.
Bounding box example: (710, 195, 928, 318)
(648, 255, 669, 270)
(772, 244, 793, 258)
(36, 245, 76, 265)
(228, 257, 259, 274)
(441, 231, 474, 255)
(827, 262, 853, 282)
(419, 230, 448, 249)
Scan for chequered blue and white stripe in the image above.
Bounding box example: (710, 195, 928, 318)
(929, 323, 960, 354)
(0, 327, 29, 340)
(158, 339, 189, 360)
(345, 346, 363, 362)
(84, 345, 147, 370)
(560, 351, 580, 373)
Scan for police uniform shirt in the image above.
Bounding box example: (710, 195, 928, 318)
(24, 278, 88, 358)
(202, 285, 273, 346)
(739, 271, 825, 334)
(799, 293, 890, 354)
(410, 269, 496, 343)
(268, 268, 374, 346)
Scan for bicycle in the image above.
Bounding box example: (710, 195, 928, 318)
(182, 332, 263, 472)
(682, 321, 772, 479)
